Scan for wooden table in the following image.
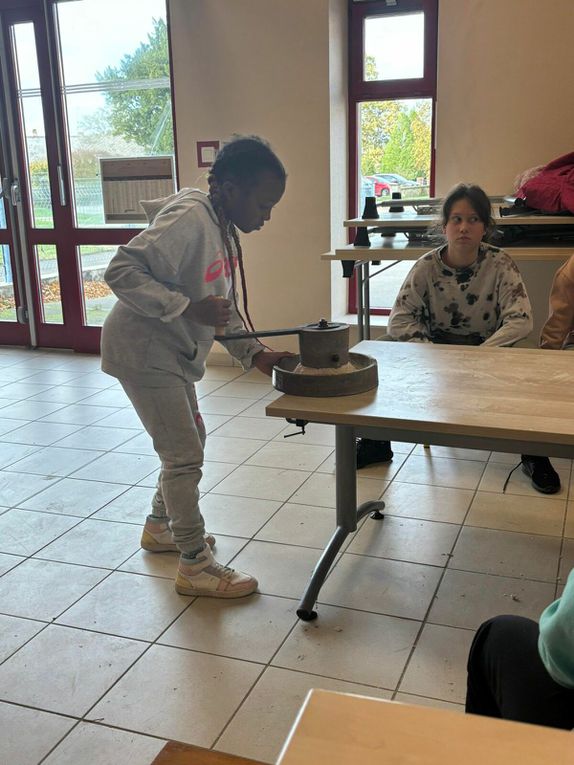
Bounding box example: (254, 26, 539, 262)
(266, 341, 574, 620)
(326, 209, 574, 340)
(276, 689, 574, 764)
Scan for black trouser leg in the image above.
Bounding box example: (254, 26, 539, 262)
(466, 615, 574, 729)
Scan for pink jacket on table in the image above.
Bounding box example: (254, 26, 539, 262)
(540, 254, 574, 349)
(517, 151, 574, 215)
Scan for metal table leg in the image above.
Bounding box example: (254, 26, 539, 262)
(356, 264, 364, 341)
(364, 261, 371, 340)
(296, 424, 385, 621)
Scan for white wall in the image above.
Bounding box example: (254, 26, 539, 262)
(435, 0, 574, 343)
(169, 0, 347, 355)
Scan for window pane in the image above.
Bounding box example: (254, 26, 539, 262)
(56, 0, 174, 228)
(11, 23, 54, 228)
(364, 13, 424, 81)
(78, 245, 118, 326)
(358, 98, 432, 212)
(370, 260, 416, 309)
(0, 200, 6, 229)
(36, 245, 63, 323)
(0, 246, 17, 321)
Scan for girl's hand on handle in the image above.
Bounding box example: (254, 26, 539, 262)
(252, 350, 296, 377)
(183, 295, 232, 327)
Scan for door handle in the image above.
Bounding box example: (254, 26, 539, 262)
(10, 179, 20, 206)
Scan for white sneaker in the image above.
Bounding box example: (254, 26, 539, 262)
(140, 516, 215, 552)
(175, 545, 258, 598)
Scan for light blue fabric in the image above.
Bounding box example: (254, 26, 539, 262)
(538, 568, 574, 688)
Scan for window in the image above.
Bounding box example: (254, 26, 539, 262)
(349, 0, 438, 314)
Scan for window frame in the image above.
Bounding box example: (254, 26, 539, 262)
(348, 0, 438, 315)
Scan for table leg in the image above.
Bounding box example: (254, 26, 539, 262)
(364, 261, 371, 340)
(296, 424, 385, 621)
(357, 264, 364, 342)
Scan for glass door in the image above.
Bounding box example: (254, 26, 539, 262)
(0, 0, 175, 352)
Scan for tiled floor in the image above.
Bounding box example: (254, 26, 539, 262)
(0, 347, 571, 764)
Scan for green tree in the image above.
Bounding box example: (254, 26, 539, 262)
(359, 55, 432, 181)
(96, 17, 173, 154)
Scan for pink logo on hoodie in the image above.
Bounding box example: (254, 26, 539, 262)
(205, 253, 238, 283)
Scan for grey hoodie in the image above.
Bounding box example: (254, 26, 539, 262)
(100, 189, 264, 385)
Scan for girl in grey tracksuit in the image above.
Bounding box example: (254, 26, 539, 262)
(101, 136, 288, 598)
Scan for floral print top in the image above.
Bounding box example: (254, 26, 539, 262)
(388, 242, 533, 346)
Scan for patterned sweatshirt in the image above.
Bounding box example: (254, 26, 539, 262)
(388, 243, 533, 346)
(539, 253, 574, 349)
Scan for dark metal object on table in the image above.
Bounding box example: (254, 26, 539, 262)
(215, 319, 378, 397)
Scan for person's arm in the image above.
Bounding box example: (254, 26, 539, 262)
(540, 269, 574, 350)
(482, 257, 533, 346)
(538, 569, 574, 688)
(104, 234, 190, 322)
(388, 261, 433, 343)
(216, 291, 268, 370)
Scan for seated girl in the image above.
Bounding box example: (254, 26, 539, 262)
(357, 183, 560, 494)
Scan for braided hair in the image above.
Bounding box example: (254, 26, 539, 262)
(208, 136, 286, 332)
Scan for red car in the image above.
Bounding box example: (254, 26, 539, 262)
(366, 175, 392, 197)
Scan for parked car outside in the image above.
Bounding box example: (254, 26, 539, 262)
(376, 173, 419, 191)
(365, 175, 392, 197)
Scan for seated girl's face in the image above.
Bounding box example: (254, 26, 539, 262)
(443, 199, 486, 251)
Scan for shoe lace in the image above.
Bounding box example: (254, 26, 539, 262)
(212, 561, 236, 580)
(502, 462, 522, 493)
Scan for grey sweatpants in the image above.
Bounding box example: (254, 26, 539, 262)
(119, 380, 207, 554)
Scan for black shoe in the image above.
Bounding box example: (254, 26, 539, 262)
(356, 439, 393, 469)
(520, 455, 561, 494)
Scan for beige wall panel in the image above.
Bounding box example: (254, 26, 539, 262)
(169, 0, 347, 351)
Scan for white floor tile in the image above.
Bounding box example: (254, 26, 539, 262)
(199, 395, 255, 415)
(20, 478, 128, 518)
(396, 454, 486, 491)
(212, 381, 271, 399)
(41, 404, 121, 426)
(380, 482, 473, 523)
(289, 472, 387, 509)
(0, 552, 25, 575)
(393, 693, 464, 713)
(254, 502, 341, 549)
(39, 518, 142, 569)
(212, 416, 288, 441)
(0, 624, 145, 715)
(160, 593, 297, 663)
(204, 435, 268, 464)
(211, 465, 310, 503)
(42, 723, 166, 765)
(230, 540, 339, 600)
(1, 421, 82, 446)
(274, 422, 335, 447)
(412, 445, 490, 461)
(57, 571, 189, 641)
(399, 623, 474, 704)
(0, 558, 107, 619)
(0, 508, 81, 556)
(200, 493, 281, 537)
(428, 569, 556, 630)
(91, 485, 155, 524)
(320, 553, 442, 620)
(55, 425, 140, 451)
(6, 446, 99, 477)
(347, 515, 459, 567)
(273, 604, 420, 688)
(0, 702, 74, 765)
(0, 441, 42, 469)
(71, 452, 158, 484)
(0, 470, 61, 507)
(246, 441, 333, 472)
(88, 644, 262, 747)
(217, 667, 391, 764)
(450, 526, 562, 581)
(466, 491, 566, 536)
(0, 613, 46, 663)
